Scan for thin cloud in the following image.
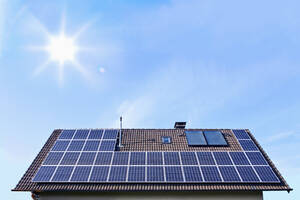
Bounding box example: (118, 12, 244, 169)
(0, 0, 7, 56)
(265, 131, 299, 143)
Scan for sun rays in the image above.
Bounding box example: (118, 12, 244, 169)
(30, 16, 92, 85)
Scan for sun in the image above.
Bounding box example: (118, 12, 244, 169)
(46, 33, 78, 66)
(30, 17, 93, 85)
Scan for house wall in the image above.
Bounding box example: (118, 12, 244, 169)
(37, 191, 263, 200)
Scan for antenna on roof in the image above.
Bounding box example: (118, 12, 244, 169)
(119, 116, 123, 147)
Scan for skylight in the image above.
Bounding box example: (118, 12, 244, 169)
(162, 136, 172, 144)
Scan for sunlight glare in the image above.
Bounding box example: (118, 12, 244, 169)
(46, 33, 78, 66)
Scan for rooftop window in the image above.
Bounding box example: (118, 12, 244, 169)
(185, 130, 228, 146)
(162, 136, 172, 144)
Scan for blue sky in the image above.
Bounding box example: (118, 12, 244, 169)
(0, 0, 299, 199)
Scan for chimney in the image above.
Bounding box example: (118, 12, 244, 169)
(174, 122, 186, 129)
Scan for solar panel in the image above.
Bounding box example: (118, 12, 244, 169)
(183, 166, 203, 182)
(180, 152, 198, 165)
(32, 166, 56, 182)
(70, 166, 92, 182)
(43, 152, 64, 165)
(99, 140, 116, 151)
(219, 166, 241, 182)
(232, 129, 250, 139)
(83, 140, 100, 151)
(185, 131, 207, 146)
(94, 152, 113, 165)
(108, 166, 127, 181)
(213, 152, 233, 165)
(73, 129, 89, 139)
(89, 166, 109, 182)
(254, 166, 279, 182)
(103, 129, 118, 139)
(201, 166, 222, 182)
(130, 152, 146, 165)
(112, 152, 129, 165)
(67, 140, 85, 151)
(165, 166, 184, 182)
(197, 152, 216, 165)
(239, 140, 258, 151)
(59, 129, 76, 139)
(51, 140, 70, 151)
(236, 166, 260, 182)
(128, 166, 145, 182)
(52, 166, 74, 182)
(229, 152, 250, 165)
(60, 152, 80, 165)
(203, 131, 227, 146)
(33, 129, 282, 184)
(164, 152, 180, 165)
(147, 166, 164, 182)
(77, 152, 96, 165)
(147, 152, 163, 165)
(88, 129, 103, 139)
(246, 152, 268, 165)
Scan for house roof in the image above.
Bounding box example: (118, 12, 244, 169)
(12, 128, 292, 192)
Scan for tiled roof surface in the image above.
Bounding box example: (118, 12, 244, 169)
(12, 129, 292, 192)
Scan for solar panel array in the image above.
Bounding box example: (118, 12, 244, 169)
(32, 129, 280, 184)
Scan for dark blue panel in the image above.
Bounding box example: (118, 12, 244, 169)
(180, 152, 198, 165)
(103, 129, 118, 139)
(147, 152, 163, 165)
(88, 129, 103, 139)
(219, 166, 241, 182)
(229, 152, 250, 165)
(197, 152, 216, 165)
(70, 166, 92, 182)
(246, 152, 268, 165)
(165, 166, 184, 182)
(239, 140, 258, 151)
(183, 166, 203, 182)
(60, 152, 80, 165)
(94, 152, 113, 165)
(51, 140, 70, 151)
(89, 166, 109, 182)
(83, 141, 100, 151)
(52, 166, 74, 182)
(185, 131, 207, 145)
(77, 152, 96, 165)
(213, 152, 233, 165)
(147, 166, 164, 182)
(43, 152, 64, 165)
(204, 131, 227, 146)
(128, 166, 145, 182)
(164, 152, 180, 165)
(112, 152, 129, 165)
(108, 166, 127, 181)
(59, 130, 76, 139)
(67, 140, 85, 151)
(236, 166, 260, 182)
(73, 130, 89, 139)
(99, 140, 116, 151)
(254, 166, 279, 182)
(130, 152, 146, 165)
(32, 166, 56, 182)
(232, 129, 250, 139)
(201, 166, 222, 182)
